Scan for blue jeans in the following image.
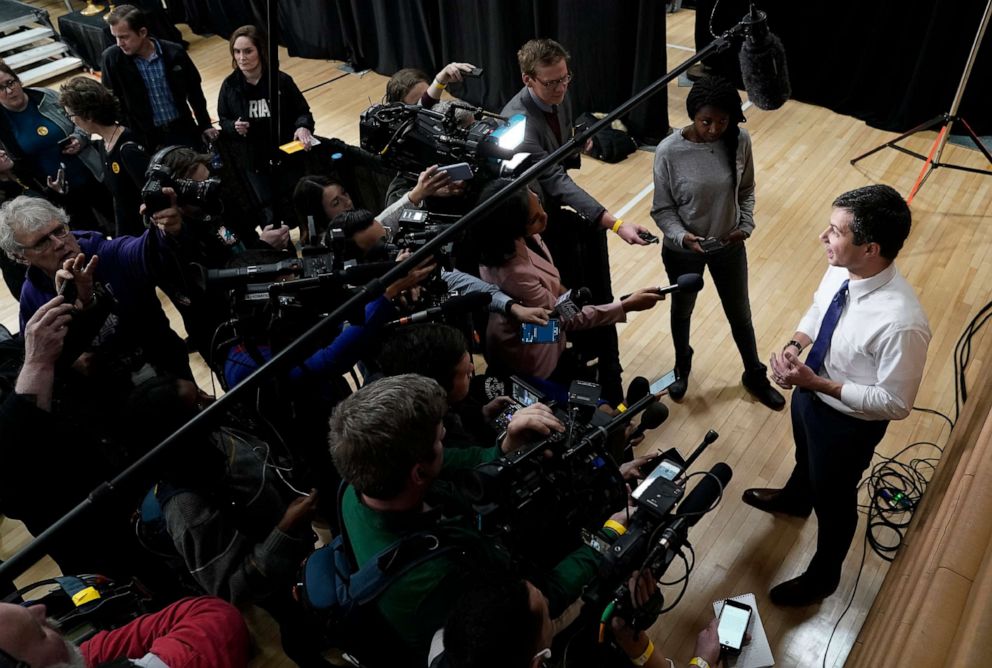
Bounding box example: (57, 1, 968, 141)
(661, 242, 763, 373)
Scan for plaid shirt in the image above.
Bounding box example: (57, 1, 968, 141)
(134, 39, 179, 127)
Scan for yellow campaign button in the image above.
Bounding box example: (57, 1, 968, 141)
(111, 161, 121, 174)
(71, 586, 101, 606)
(37, 126, 49, 136)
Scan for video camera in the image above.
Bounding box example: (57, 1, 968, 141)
(359, 102, 532, 178)
(141, 145, 223, 215)
(462, 380, 649, 565)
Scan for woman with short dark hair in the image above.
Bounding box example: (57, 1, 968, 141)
(60, 76, 149, 236)
(650, 75, 783, 409)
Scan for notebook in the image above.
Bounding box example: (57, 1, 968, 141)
(712, 592, 775, 668)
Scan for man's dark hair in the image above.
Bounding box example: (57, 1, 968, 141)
(517, 39, 569, 77)
(106, 4, 148, 33)
(831, 184, 911, 260)
(474, 179, 533, 267)
(444, 576, 544, 668)
(59, 76, 120, 126)
(386, 68, 430, 103)
(328, 374, 448, 499)
(377, 323, 467, 395)
(157, 146, 210, 179)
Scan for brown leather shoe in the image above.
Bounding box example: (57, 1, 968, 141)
(769, 574, 837, 606)
(741, 488, 811, 518)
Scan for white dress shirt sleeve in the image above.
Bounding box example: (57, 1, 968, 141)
(838, 326, 930, 420)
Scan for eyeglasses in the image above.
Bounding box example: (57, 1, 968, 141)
(0, 79, 21, 94)
(533, 73, 573, 89)
(22, 223, 70, 252)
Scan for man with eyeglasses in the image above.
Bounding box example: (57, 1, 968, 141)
(0, 195, 195, 396)
(501, 38, 651, 407)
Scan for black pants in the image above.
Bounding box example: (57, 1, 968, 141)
(782, 389, 888, 585)
(542, 207, 623, 405)
(661, 242, 763, 374)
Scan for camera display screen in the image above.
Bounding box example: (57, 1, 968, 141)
(718, 601, 751, 651)
(512, 382, 539, 407)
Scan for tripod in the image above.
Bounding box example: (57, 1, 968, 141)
(850, 0, 992, 203)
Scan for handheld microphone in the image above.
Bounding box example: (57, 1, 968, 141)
(738, 4, 791, 110)
(387, 292, 492, 326)
(627, 402, 669, 443)
(206, 258, 302, 284)
(552, 287, 593, 321)
(618, 376, 650, 412)
(683, 429, 720, 471)
(620, 273, 703, 300)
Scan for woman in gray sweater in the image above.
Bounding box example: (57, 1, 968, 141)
(650, 76, 783, 410)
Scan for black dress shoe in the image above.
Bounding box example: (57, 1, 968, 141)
(769, 574, 837, 607)
(742, 370, 786, 410)
(741, 488, 811, 518)
(669, 347, 693, 402)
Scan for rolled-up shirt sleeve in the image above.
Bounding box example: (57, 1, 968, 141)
(839, 326, 930, 420)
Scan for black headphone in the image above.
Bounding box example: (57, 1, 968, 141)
(144, 144, 187, 179)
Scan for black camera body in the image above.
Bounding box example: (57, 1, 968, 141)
(359, 103, 531, 178)
(141, 145, 223, 216)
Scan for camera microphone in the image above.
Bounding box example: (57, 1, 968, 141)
(387, 291, 492, 326)
(551, 287, 593, 321)
(618, 376, 650, 412)
(627, 402, 669, 444)
(676, 462, 733, 526)
(619, 273, 703, 301)
(738, 4, 792, 110)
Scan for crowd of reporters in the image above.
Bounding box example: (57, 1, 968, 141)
(0, 8, 737, 668)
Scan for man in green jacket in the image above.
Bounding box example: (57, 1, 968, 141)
(329, 373, 609, 662)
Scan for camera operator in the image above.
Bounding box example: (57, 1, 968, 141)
(329, 374, 637, 662)
(435, 573, 725, 668)
(377, 322, 516, 447)
(385, 62, 479, 108)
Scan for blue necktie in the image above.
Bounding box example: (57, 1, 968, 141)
(804, 279, 849, 374)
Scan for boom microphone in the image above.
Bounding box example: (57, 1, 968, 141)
(387, 292, 492, 326)
(620, 273, 703, 301)
(738, 4, 791, 110)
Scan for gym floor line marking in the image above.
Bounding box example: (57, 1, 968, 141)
(616, 181, 655, 218)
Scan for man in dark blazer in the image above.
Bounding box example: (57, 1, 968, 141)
(500, 38, 651, 406)
(101, 4, 218, 150)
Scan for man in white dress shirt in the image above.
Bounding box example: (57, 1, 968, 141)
(743, 184, 931, 606)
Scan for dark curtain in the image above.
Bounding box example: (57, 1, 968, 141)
(697, 0, 992, 134)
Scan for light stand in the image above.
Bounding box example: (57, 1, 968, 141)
(850, 0, 992, 203)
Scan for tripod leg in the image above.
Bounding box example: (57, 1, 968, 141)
(850, 114, 947, 166)
(908, 125, 949, 204)
(957, 117, 992, 168)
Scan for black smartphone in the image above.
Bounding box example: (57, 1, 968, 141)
(465, 67, 484, 78)
(638, 230, 660, 244)
(698, 237, 725, 253)
(57, 277, 78, 305)
(717, 599, 752, 655)
(520, 319, 560, 344)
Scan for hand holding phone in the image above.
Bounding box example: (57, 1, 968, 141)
(698, 237, 725, 253)
(520, 319, 560, 344)
(437, 162, 474, 181)
(638, 230, 660, 244)
(649, 369, 677, 395)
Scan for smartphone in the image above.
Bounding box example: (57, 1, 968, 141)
(632, 458, 683, 500)
(717, 599, 752, 655)
(57, 277, 78, 305)
(698, 237, 724, 253)
(520, 319, 560, 344)
(465, 67, 484, 78)
(649, 369, 677, 395)
(438, 162, 474, 181)
(638, 230, 660, 244)
(57, 136, 74, 149)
